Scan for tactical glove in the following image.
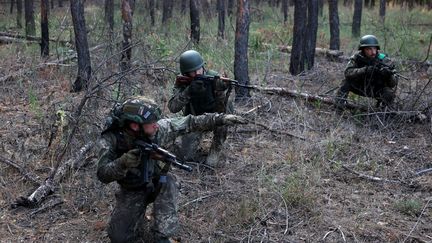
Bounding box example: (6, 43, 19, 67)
(189, 80, 206, 94)
(221, 114, 248, 125)
(379, 66, 394, 78)
(118, 148, 141, 168)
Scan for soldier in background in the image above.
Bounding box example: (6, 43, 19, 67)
(335, 35, 399, 109)
(168, 50, 232, 166)
(96, 96, 246, 243)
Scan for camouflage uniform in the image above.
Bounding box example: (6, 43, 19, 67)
(97, 113, 228, 242)
(168, 70, 232, 165)
(336, 51, 398, 107)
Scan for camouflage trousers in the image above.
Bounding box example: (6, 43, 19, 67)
(180, 126, 227, 165)
(336, 79, 396, 107)
(108, 174, 179, 243)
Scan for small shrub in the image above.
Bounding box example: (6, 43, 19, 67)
(393, 199, 422, 217)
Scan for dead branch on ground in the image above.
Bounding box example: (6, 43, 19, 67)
(0, 155, 41, 185)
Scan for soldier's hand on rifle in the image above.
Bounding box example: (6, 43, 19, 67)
(380, 66, 394, 78)
(364, 66, 377, 75)
(189, 79, 206, 94)
(221, 114, 248, 125)
(119, 148, 141, 168)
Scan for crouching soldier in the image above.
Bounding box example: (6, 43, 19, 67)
(335, 35, 399, 109)
(168, 50, 232, 166)
(96, 96, 246, 243)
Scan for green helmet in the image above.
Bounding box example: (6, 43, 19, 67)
(179, 50, 204, 74)
(117, 96, 161, 125)
(358, 35, 380, 50)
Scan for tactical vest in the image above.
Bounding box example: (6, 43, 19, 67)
(186, 70, 219, 115)
(112, 130, 159, 190)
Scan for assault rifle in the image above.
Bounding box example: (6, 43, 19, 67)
(175, 75, 257, 90)
(375, 53, 409, 80)
(135, 140, 193, 172)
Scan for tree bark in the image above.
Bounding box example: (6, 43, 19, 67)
(379, 0, 386, 23)
(217, 0, 225, 39)
(328, 0, 340, 50)
(10, 0, 15, 14)
(58, 0, 63, 7)
(234, 0, 251, 100)
(70, 0, 92, 92)
(24, 0, 36, 36)
(41, 0, 49, 57)
(318, 0, 324, 16)
(105, 0, 114, 40)
(282, 0, 288, 23)
(120, 0, 134, 71)
(149, 0, 155, 25)
(289, 0, 307, 75)
(305, 0, 318, 70)
(227, 0, 234, 17)
(181, 0, 187, 14)
(162, 0, 173, 24)
(190, 0, 200, 44)
(16, 0, 23, 28)
(351, 0, 362, 37)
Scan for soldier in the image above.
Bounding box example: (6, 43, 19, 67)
(335, 35, 398, 109)
(96, 96, 246, 243)
(168, 50, 232, 166)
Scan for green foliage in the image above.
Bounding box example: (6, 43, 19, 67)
(280, 172, 316, 209)
(28, 86, 42, 119)
(393, 199, 422, 216)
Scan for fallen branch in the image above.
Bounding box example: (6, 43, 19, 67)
(0, 155, 41, 185)
(0, 36, 38, 44)
(13, 141, 94, 208)
(0, 31, 70, 45)
(252, 121, 307, 140)
(263, 44, 344, 58)
(329, 159, 403, 184)
(29, 197, 63, 217)
(415, 168, 432, 176)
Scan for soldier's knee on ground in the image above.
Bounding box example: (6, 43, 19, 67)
(381, 88, 396, 105)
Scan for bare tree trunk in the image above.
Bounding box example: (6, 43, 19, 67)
(149, 0, 155, 25)
(105, 0, 114, 40)
(329, 0, 340, 50)
(318, 0, 324, 16)
(16, 0, 23, 28)
(227, 0, 234, 17)
(181, 0, 187, 14)
(282, 0, 288, 23)
(120, 0, 133, 71)
(217, 0, 225, 39)
(234, 0, 251, 100)
(70, 0, 91, 92)
(58, 0, 63, 7)
(351, 0, 362, 37)
(41, 0, 49, 57)
(289, 0, 307, 75)
(10, 0, 15, 13)
(190, 0, 200, 44)
(305, 0, 318, 70)
(162, 0, 172, 24)
(24, 0, 36, 36)
(379, 0, 385, 23)
(51, 0, 54, 9)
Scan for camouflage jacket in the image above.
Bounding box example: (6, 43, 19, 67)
(167, 70, 229, 116)
(96, 113, 225, 189)
(344, 51, 398, 88)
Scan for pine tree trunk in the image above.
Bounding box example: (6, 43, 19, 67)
(318, 0, 324, 16)
(24, 0, 36, 36)
(41, 0, 49, 57)
(289, 0, 307, 75)
(282, 0, 288, 23)
(149, 0, 155, 26)
(328, 0, 340, 50)
(105, 0, 114, 37)
(120, 0, 134, 71)
(10, 0, 15, 14)
(379, 0, 385, 23)
(16, 0, 23, 28)
(227, 0, 234, 17)
(190, 0, 200, 44)
(351, 0, 362, 37)
(162, 0, 172, 24)
(70, 0, 91, 92)
(305, 0, 318, 70)
(234, 0, 251, 100)
(217, 0, 225, 39)
(181, 0, 187, 14)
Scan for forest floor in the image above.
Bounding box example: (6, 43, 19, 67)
(1, 41, 432, 243)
